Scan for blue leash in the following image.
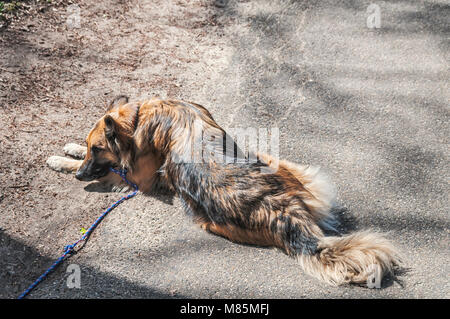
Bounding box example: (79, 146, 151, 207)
(18, 167, 138, 299)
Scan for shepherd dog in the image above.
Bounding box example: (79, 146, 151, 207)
(47, 96, 401, 286)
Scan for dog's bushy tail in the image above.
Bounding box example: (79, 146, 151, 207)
(299, 230, 401, 286)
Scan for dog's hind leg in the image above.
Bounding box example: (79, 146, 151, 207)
(200, 221, 283, 248)
(63, 143, 87, 159)
(47, 156, 83, 173)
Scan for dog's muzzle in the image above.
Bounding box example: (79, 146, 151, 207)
(75, 160, 109, 181)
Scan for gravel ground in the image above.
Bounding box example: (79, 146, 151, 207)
(0, 0, 448, 299)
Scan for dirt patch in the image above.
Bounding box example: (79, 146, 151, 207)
(0, 0, 230, 298)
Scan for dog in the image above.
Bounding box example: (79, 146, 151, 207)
(47, 96, 401, 286)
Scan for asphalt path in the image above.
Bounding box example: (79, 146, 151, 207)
(2, 0, 448, 299)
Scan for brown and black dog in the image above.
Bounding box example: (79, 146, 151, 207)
(47, 96, 401, 286)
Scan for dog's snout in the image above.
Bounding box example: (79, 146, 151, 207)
(75, 170, 84, 181)
(75, 159, 109, 181)
(75, 161, 91, 181)
(75, 168, 95, 181)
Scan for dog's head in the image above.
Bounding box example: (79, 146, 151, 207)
(75, 96, 136, 181)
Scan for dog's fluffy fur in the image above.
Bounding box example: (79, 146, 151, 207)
(48, 97, 401, 286)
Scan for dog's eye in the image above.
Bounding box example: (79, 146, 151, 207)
(91, 146, 103, 154)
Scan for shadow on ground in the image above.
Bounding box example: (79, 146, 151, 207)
(0, 230, 185, 299)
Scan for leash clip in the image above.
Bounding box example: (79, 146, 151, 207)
(63, 244, 77, 256)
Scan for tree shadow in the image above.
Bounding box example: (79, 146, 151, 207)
(0, 229, 187, 299)
(377, 1, 449, 56)
(211, 0, 446, 291)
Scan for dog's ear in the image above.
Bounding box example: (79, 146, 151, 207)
(104, 115, 120, 154)
(104, 115, 117, 135)
(107, 95, 129, 112)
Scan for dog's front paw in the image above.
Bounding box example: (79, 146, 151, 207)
(63, 143, 87, 159)
(47, 156, 82, 173)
